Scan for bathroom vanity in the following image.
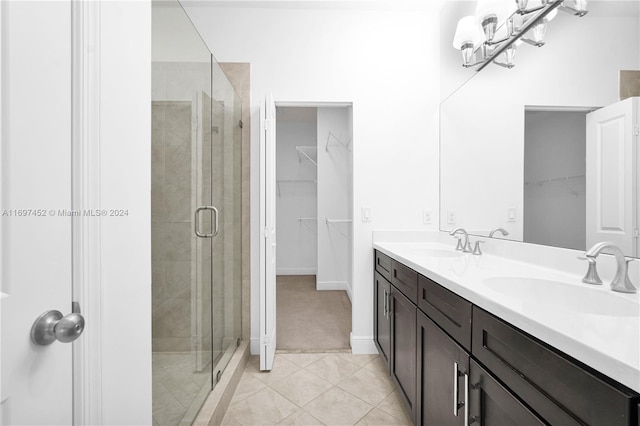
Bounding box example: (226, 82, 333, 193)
(373, 239, 640, 426)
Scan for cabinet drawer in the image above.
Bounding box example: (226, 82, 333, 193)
(391, 260, 418, 304)
(473, 307, 637, 426)
(375, 250, 392, 282)
(418, 275, 472, 351)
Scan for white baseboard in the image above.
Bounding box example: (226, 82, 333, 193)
(250, 338, 260, 355)
(276, 268, 317, 276)
(316, 280, 348, 291)
(316, 281, 352, 302)
(350, 334, 378, 354)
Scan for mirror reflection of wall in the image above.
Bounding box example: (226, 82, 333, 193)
(523, 109, 588, 251)
(439, 0, 640, 256)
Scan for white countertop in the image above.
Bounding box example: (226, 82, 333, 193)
(373, 239, 640, 393)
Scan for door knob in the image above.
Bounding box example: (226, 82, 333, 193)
(31, 310, 85, 345)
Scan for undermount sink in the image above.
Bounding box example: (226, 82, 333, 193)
(407, 248, 463, 258)
(483, 277, 640, 317)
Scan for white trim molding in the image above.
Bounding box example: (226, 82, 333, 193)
(275, 268, 317, 275)
(349, 334, 378, 354)
(71, 1, 102, 424)
(316, 280, 352, 302)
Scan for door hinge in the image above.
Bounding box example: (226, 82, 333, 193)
(264, 227, 270, 238)
(634, 125, 639, 136)
(239, 119, 243, 129)
(634, 227, 640, 238)
(264, 118, 271, 131)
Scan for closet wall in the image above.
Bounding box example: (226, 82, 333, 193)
(317, 107, 353, 296)
(275, 106, 353, 296)
(276, 108, 318, 275)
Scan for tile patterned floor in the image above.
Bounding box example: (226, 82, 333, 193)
(152, 352, 211, 426)
(221, 353, 412, 426)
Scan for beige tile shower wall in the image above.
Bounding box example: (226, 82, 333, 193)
(219, 63, 251, 342)
(152, 101, 194, 353)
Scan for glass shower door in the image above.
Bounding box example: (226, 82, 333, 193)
(152, 2, 242, 424)
(209, 60, 243, 382)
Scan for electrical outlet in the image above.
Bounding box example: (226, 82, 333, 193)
(423, 209, 432, 224)
(362, 206, 371, 222)
(447, 209, 457, 224)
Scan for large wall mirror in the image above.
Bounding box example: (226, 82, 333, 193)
(440, 0, 640, 256)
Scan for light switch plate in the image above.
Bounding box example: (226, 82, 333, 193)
(447, 209, 457, 224)
(423, 209, 432, 224)
(507, 207, 517, 222)
(362, 206, 371, 222)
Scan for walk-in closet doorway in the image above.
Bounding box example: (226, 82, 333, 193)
(274, 105, 354, 352)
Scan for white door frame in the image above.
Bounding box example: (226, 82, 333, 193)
(71, 2, 103, 424)
(260, 100, 355, 356)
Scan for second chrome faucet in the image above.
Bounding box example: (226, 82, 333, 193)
(582, 242, 637, 293)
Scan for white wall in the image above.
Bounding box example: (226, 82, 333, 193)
(182, 2, 441, 354)
(276, 107, 318, 275)
(317, 107, 352, 295)
(100, 1, 152, 424)
(440, 1, 640, 240)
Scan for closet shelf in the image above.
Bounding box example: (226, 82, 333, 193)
(296, 146, 318, 167)
(524, 174, 585, 186)
(325, 131, 352, 152)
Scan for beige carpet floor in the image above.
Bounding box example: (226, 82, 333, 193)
(276, 275, 352, 351)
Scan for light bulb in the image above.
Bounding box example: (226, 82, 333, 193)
(530, 19, 547, 46)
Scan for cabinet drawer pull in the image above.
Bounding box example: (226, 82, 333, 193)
(454, 361, 460, 416)
(383, 289, 388, 317)
(464, 371, 470, 426)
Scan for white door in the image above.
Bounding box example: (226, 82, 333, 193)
(259, 94, 277, 371)
(586, 97, 639, 256)
(0, 1, 79, 424)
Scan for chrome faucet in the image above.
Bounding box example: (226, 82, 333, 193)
(489, 227, 509, 238)
(450, 227, 472, 253)
(585, 242, 637, 293)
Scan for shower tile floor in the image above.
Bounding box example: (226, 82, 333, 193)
(221, 353, 411, 425)
(153, 352, 212, 426)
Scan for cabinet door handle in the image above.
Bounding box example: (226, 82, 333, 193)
(383, 289, 388, 317)
(463, 371, 470, 426)
(453, 361, 460, 416)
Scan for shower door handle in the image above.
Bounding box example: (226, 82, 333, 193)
(195, 206, 219, 238)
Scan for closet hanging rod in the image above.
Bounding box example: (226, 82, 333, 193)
(325, 219, 352, 224)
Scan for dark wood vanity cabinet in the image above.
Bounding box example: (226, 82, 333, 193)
(473, 307, 639, 426)
(389, 287, 416, 422)
(373, 249, 640, 426)
(373, 271, 391, 367)
(416, 310, 468, 426)
(373, 251, 417, 423)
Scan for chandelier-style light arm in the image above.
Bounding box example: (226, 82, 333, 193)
(476, 0, 562, 71)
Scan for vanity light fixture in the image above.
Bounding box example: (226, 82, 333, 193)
(453, 0, 588, 70)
